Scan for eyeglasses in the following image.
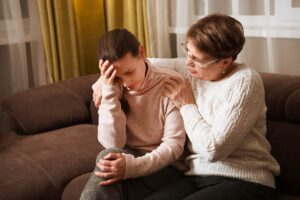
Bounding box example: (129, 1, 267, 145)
(181, 42, 219, 69)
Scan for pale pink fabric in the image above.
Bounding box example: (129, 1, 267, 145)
(93, 62, 186, 179)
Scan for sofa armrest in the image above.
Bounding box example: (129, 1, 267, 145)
(1, 81, 93, 135)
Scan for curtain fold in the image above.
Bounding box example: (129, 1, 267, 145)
(106, 0, 151, 57)
(73, 0, 106, 75)
(147, 0, 171, 58)
(38, 0, 106, 81)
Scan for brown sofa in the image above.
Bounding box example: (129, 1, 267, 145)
(1, 69, 300, 200)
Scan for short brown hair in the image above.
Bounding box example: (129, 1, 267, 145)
(186, 13, 245, 60)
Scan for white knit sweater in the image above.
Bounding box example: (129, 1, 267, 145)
(180, 63, 280, 188)
(149, 58, 280, 188)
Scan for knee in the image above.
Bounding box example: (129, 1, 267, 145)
(96, 148, 125, 163)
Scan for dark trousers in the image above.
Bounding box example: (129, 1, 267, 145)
(79, 148, 185, 200)
(80, 148, 275, 200)
(146, 175, 276, 200)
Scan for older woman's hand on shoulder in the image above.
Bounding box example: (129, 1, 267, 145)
(163, 76, 195, 109)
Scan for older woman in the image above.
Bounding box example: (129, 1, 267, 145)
(154, 13, 280, 200)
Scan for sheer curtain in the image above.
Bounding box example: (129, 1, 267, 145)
(147, 0, 171, 57)
(148, 0, 300, 75)
(0, 0, 50, 133)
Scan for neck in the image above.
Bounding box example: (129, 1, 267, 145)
(144, 61, 148, 76)
(221, 62, 237, 78)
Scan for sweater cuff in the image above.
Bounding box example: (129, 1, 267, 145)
(123, 153, 135, 179)
(180, 104, 199, 120)
(101, 84, 121, 101)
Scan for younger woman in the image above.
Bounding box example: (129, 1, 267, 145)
(80, 29, 187, 200)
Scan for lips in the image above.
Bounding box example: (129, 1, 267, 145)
(126, 82, 138, 90)
(188, 67, 197, 74)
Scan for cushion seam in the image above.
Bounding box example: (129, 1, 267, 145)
(1, 104, 28, 134)
(56, 84, 90, 109)
(11, 148, 60, 199)
(285, 88, 300, 122)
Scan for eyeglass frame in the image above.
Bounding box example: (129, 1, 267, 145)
(181, 42, 219, 69)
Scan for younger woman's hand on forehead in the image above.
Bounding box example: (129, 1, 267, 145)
(99, 59, 117, 86)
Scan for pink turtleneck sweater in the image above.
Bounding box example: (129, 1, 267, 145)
(93, 62, 186, 179)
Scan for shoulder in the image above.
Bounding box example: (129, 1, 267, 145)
(217, 64, 266, 104)
(149, 62, 184, 80)
(147, 58, 189, 79)
(226, 63, 264, 89)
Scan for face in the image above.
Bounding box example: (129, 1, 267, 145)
(112, 52, 146, 90)
(185, 40, 232, 81)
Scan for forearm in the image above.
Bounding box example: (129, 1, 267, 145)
(123, 141, 184, 179)
(180, 78, 264, 162)
(98, 85, 127, 148)
(123, 101, 186, 179)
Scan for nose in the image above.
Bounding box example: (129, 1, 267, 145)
(185, 57, 194, 67)
(120, 77, 129, 87)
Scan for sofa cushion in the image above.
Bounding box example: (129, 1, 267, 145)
(276, 194, 300, 200)
(1, 84, 90, 135)
(58, 74, 99, 105)
(62, 173, 91, 200)
(90, 100, 99, 125)
(0, 148, 58, 200)
(285, 89, 300, 123)
(0, 124, 102, 200)
(267, 120, 300, 197)
(261, 73, 300, 121)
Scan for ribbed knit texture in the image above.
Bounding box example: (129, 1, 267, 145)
(93, 62, 186, 179)
(180, 64, 280, 188)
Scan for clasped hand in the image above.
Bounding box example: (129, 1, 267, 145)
(163, 76, 195, 109)
(95, 152, 126, 186)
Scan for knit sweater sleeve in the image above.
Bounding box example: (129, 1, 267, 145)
(123, 100, 186, 179)
(180, 75, 265, 162)
(97, 85, 126, 148)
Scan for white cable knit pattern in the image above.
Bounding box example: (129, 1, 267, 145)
(180, 64, 280, 188)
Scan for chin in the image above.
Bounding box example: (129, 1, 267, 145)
(190, 72, 203, 79)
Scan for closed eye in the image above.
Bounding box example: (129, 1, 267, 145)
(124, 69, 134, 75)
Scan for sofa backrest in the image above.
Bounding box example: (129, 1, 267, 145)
(1, 74, 98, 134)
(261, 72, 300, 196)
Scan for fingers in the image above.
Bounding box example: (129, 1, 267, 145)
(96, 163, 112, 172)
(99, 178, 119, 186)
(93, 91, 102, 108)
(94, 97, 101, 108)
(163, 78, 177, 98)
(103, 65, 116, 80)
(99, 59, 109, 75)
(164, 78, 178, 87)
(99, 59, 117, 85)
(104, 152, 122, 160)
(94, 153, 125, 186)
(186, 79, 192, 89)
(169, 76, 184, 84)
(95, 171, 115, 179)
(98, 159, 112, 167)
(98, 59, 103, 72)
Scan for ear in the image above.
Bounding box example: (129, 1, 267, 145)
(221, 57, 233, 70)
(138, 45, 146, 58)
